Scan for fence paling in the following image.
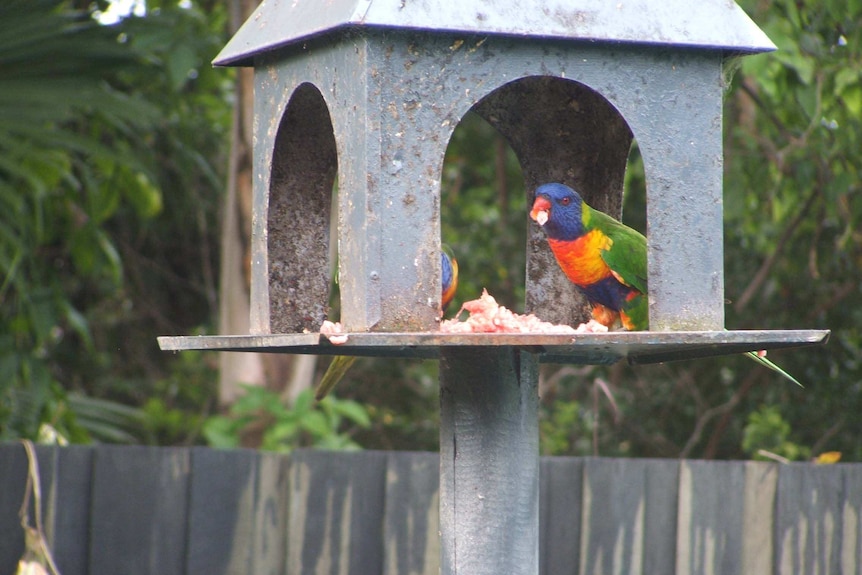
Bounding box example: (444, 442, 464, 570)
(1, 444, 860, 575)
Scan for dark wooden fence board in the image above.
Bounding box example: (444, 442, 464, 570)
(842, 465, 862, 574)
(186, 447, 259, 575)
(382, 451, 439, 575)
(41, 445, 94, 575)
(285, 449, 387, 575)
(0, 444, 93, 574)
(89, 445, 191, 575)
(0, 443, 28, 575)
(253, 452, 290, 575)
(337, 450, 388, 575)
(775, 463, 844, 575)
(539, 456, 583, 575)
(643, 458, 679, 575)
(3, 444, 862, 575)
(677, 460, 747, 575)
(580, 457, 649, 575)
(741, 461, 778, 575)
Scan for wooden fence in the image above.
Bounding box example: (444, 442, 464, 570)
(1, 444, 860, 575)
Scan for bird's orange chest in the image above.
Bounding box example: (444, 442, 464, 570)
(547, 230, 613, 286)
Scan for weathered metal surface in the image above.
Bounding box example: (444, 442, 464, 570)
(539, 457, 584, 574)
(244, 33, 750, 333)
(213, 0, 775, 67)
(285, 450, 388, 573)
(580, 459, 651, 574)
(439, 348, 540, 575)
(158, 329, 829, 365)
(254, 82, 337, 333)
(252, 35, 453, 332)
(642, 51, 726, 331)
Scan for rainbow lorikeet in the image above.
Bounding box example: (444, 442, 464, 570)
(314, 249, 459, 400)
(530, 182, 801, 387)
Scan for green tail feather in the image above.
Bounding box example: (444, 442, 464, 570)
(315, 356, 357, 401)
(745, 351, 803, 388)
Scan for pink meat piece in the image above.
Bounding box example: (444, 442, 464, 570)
(320, 320, 349, 344)
(439, 289, 607, 334)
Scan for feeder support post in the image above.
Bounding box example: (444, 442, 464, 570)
(439, 347, 540, 575)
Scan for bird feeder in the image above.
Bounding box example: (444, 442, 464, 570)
(160, 1, 828, 573)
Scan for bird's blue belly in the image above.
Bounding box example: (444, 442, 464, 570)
(577, 276, 633, 311)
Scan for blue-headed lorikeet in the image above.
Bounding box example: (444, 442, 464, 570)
(314, 249, 459, 400)
(530, 182, 801, 386)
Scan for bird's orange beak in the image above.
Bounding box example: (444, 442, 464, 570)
(530, 196, 551, 226)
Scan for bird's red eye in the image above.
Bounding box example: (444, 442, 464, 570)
(560, 197, 571, 206)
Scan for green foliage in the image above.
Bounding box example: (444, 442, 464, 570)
(0, 0, 152, 439)
(742, 405, 810, 462)
(347, 358, 442, 451)
(67, 392, 150, 444)
(204, 386, 371, 453)
(541, 399, 591, 456)
(140, 348, 219, 445)
(719, 0, 862, 459)
(0, 0, 229, 441)
(441, 112, 526, 313)
(2, 0, 857, 464)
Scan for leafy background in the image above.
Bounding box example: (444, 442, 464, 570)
(1, 0, 859, 461)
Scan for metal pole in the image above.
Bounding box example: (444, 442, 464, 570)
(439, 347, 540, 575)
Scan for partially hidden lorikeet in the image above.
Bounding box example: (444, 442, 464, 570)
(530, 182, 801, 387)
(314, 249, 459, 400)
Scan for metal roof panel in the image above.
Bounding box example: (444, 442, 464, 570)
(214, 0, 775, 66)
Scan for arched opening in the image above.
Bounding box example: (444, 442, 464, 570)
(438, 76, 649, 462)
(266, 82, 337, 333)
(441, 111, 526, 314)
(445, 76, 641, 327)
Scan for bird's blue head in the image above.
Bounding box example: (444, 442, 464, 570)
(530, 183, 586, 241)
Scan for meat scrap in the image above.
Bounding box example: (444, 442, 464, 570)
(439, 289, 607, 334)
(320, 320, 349, 344)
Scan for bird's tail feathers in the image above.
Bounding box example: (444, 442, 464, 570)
(745, 350, 803, 388)
(315, 356, 357, 400)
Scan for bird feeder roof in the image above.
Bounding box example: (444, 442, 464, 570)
(214, 0, 775, 66)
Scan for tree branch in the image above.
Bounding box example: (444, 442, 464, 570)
(734, 184, 820, 313)
(739, 80, 793, 144)
(679, 369, 760, 459)
(806, 281, 856, 321)
(810, 417, 845, 457)
(701, 369, 763, 458)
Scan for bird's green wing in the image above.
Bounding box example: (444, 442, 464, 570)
(587, 207, 648, 294)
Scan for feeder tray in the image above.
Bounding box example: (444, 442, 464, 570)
(158, 329, 828, 365)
